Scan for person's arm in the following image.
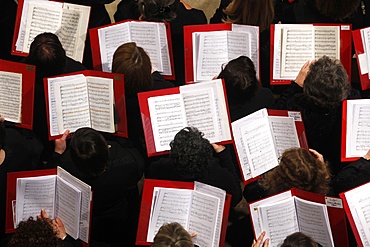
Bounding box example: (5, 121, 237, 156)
(46, 130, 69, 168)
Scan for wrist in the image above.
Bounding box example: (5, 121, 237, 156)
(363, 154, 370, 160)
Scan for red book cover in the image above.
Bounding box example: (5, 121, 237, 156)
(352, 28, 370, 90)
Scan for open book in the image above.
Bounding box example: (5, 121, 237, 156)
(249, 189, 336, 247)
(13, 0, 90, 62)
(232, 108, 306, 183)
(15, 167, 92, 243)
(353, 27, 370, 90)
(138, 79, 232, 155)
(341, 99, 370, 161)
(340, 181, 370, 246)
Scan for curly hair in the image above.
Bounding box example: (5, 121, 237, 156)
(315, 0, 361, 20)
(151, 222, 193, 247)
(218, 56, 260, 107)
(259, 148, 331, 195)
(169, 127, 214, 179)
(140, 0, 179, 22)
(280, 232, 318, 247)
(303, 56, 350, 109)
(8, 217, 63, 247)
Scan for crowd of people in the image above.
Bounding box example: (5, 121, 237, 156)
(1, 0, 370, 246)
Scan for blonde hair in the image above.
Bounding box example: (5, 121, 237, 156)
(151, 222, 193, 247)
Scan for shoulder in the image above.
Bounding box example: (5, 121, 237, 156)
(151, 72, 175, 90)
(64, 57, 86, 73)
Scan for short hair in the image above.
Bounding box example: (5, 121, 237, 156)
(112, 42, 153, 95)
(169, 127, 214, 179)
(218, 56, 260, 107)
(0, 121, 5, 149)
(303, 56, 350, 109)
(151, 222, 193, 247)
(8, 217, 63, 247)
(259, 148, 331, 195)
(315, 0, 361, 20)
(280, 232, 318, 247)
(25, 32, 66, 77)
(223, 0, 274, 31)
(69, 127, 109, 178)
(140, 0, 179, 21)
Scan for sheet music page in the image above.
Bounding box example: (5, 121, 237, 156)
(148, 94, 187, 152)
(361, 27, 370, 78)
(57, 167, 92, 243)
(346, 100, 370, 157)
(313, 26, 340, 60)
(0, 71, 22, 123)
(227, 31, 250, 63)
(98, 23, 131, 72)
(16, 175, 57, 225)
(188, 191, 220, 247)
(192, 33, 201, 78)
(23, 2, 63, 52)
(86, 76, 115, 133)
(55, 177, 81, 240)
(268, 116, 300, 157)
(295, 197, 334, 247)
(53, 75, 91, 134)
(194, 182, 225, 247)
(157, 23, 172, 75)
(280, 25, 314, 78)
(129, 21, 163, 73)
(147, 188, 193, 242)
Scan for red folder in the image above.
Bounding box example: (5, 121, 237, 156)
(89, 20, 175, 81)
(136, 179, 231, 246)
(352, 28, 370, 90)
(0, 59, 35, 130)
(270, 23, 352, 85)
(43, 70, 127, 140)
(249, 188, 349, 246)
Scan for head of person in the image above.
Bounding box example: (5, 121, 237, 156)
(280, 232, 319, 247)
(25, 32, 66, 77)
(69, 127, 109, 178)
(218, 56, 260, 107)
(169, 127, 214, 179)
(151, 222, 193, 247)
(223, 0, 274, 31)
(112, 42, 153, 95)
(260, 148, 331, 195)
(8, 217, 63, 247)
(139, 0, 180, 21)
(303, 56, 350, 109)
(315, 0, 361, 21)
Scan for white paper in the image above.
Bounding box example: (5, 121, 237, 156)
(0, 71, 22, 123)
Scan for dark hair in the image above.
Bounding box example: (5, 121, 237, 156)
(140, 0, 179, 21)
(8, 217, 63, 247)
(218, 56, 260, 107)
(69, 127, 109, 178)
(112, 42, 153, 95)
(0, 121, 5, 149)
(25, 32, 66, 77)
(223, 0, 274, 31)
(151, 222, 193, 247)
(280, 232, 318, 247)
(169, 127, 214, 179)
(315, 0, 361, 20)
(303, 56, 350, 109)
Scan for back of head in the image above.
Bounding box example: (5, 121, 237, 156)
(70, 128, 109, 178)
(169, 127, 214, 179)
(112, 42, 153, 95)
(303, 56, 350, 109)
(25, 32, 66, 77)
(218, 56, 260, 107)
(140, 0, 179, 21)
(315, 0, 361, 20)
(280, 232, 318, 247)
(151, 222, 193, 247)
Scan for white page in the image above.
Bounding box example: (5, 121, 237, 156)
(227, 31, 250, 62)
(356, 194, 370, 244)
(16, 175, 56, 225)
(268, 116, 300, 157)
(98, 23, 131, 72)
(55, 177, 81, 240)
(346, 100, 370, 157)
(192, 33, 201, 78)
(361, 27, 370, 78)
(313, 26, 340, 60)
(87, 76, 115, 133)
(0, 71, 22, 123)
(148, 94, 187, 152)
(147, 188, 193, 242)
(295, 197, 334, 247)
(157, 23, 172, 75)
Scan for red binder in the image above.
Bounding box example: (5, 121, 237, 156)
(249, 188, 349, 247)
(136, 179, 231, 246)
(270, 23, 352, 85)
(43, 70, 127, 140)
(352, 28, 370, 90)
(0, 59, 35, 130)
(89, 20, 175, 81)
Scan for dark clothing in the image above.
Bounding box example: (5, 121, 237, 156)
(114, 0, 141, 22)
(146, 148, 242, 207)
(0, 0, 19, 62)
(209, 0, 231, 24)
